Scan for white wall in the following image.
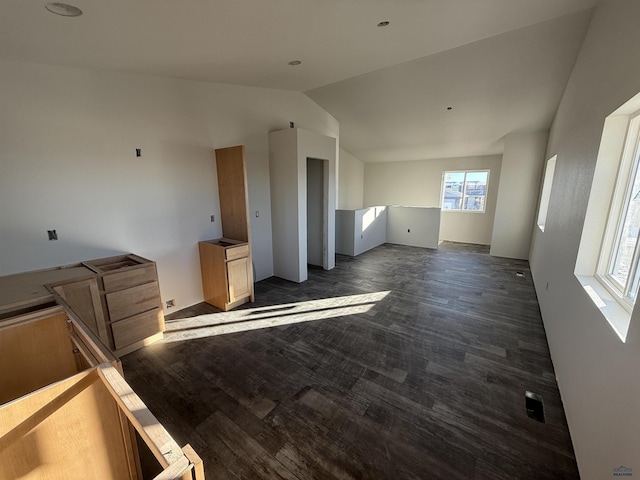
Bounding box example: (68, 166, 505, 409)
(364, 155, 502, 245)
(386, 207, 440, 249)
(0, 61, 338, 311)
(490, 131, 547, 259)
(335, 211, 356, 257)
(528, 0, 640, 477)
(335, 207, 387, 256)
(338, 149, 364, 210)
(268, 130, 300, 282)
(269, 128, 337, 282)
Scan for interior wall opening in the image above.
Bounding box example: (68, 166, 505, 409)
(307, 157, 328, 268)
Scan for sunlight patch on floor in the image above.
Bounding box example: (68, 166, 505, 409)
(162, 291, 390, 343)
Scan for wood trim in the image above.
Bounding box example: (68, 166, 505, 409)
(118, 407, 143, 480)
(182, 444, 205, 480)
(97, 364, 186, 468)
(0, 305, 66, 329)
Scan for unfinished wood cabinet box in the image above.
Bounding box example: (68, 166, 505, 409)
(0, 306, 204, 480)
(199, 145, 255, 311)
(0, 305, 117, 405)
(0, 364, 204, 480)
(50, 254, 165, 356)
(199, 238, 253, 311)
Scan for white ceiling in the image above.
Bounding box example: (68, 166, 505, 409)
(0, 0, 597, 162)
(307, 9, 594, 162)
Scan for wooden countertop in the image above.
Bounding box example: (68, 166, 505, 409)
(0, 265, 95, 314)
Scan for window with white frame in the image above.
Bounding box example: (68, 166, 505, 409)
(537, 156, 557, 232)
(442, 170, 489, 212)
(597, 112, 640, 310)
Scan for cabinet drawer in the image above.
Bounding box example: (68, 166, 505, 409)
(106, 281, 160, 322)
(225, 244, 249, 261)
(111, 308, 164, 350)
(103, 264, 157, 292)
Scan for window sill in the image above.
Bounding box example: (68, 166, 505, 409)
(575, 274, 630, 342)
(441, 210, 486, 214)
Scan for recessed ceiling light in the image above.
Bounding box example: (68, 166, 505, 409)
(45, 2, 83, 17)
(288, 60, 302, 66)
(377, 21, 390, 27)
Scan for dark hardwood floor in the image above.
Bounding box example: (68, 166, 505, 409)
(122, 242, 579, 479)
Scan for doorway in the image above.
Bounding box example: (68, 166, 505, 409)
(307, 157, 329, 269)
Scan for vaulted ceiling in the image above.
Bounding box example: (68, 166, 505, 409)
(1, 0, 597, 162)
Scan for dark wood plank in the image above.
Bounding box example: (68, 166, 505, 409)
(124, 242, 579, 479)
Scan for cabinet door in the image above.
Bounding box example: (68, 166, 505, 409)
(53, 278, 109, 345)
(227, 258, 251, 303)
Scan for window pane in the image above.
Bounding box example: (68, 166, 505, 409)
(443, 172, 464, 210)
(463, 171, 488, 211)
(609, 152, 640, 291)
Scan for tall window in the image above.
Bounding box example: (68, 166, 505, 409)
(442, 170, 489, 212)
(537, 156, 557, 232)
(598, 113, 640, 309)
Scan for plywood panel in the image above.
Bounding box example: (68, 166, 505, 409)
(0, 370, 132, 480)
(53, 278, 109, 344)
(0, 266, 94, 313)
(106, 281, 161, 322)
(199, 242, 229, 309)
(0, 311, 79, 404)
(215, 145, 250, 242)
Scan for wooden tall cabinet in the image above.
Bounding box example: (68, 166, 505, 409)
(199, 145, 255, 311)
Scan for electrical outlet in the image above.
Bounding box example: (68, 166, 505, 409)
(136, 148, 141, 157)
(210, 215, 215, 222)
(47, 230, 58, 241)
(166, 299, 175, 308)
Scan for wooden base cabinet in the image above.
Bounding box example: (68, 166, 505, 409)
(49, 254, 165, 356)
(199, 239, 254, 311)
(0, 306, 204, 480)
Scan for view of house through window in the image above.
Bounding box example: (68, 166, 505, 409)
(598, 113, 640, 307)
(442, 170, 489, 211)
